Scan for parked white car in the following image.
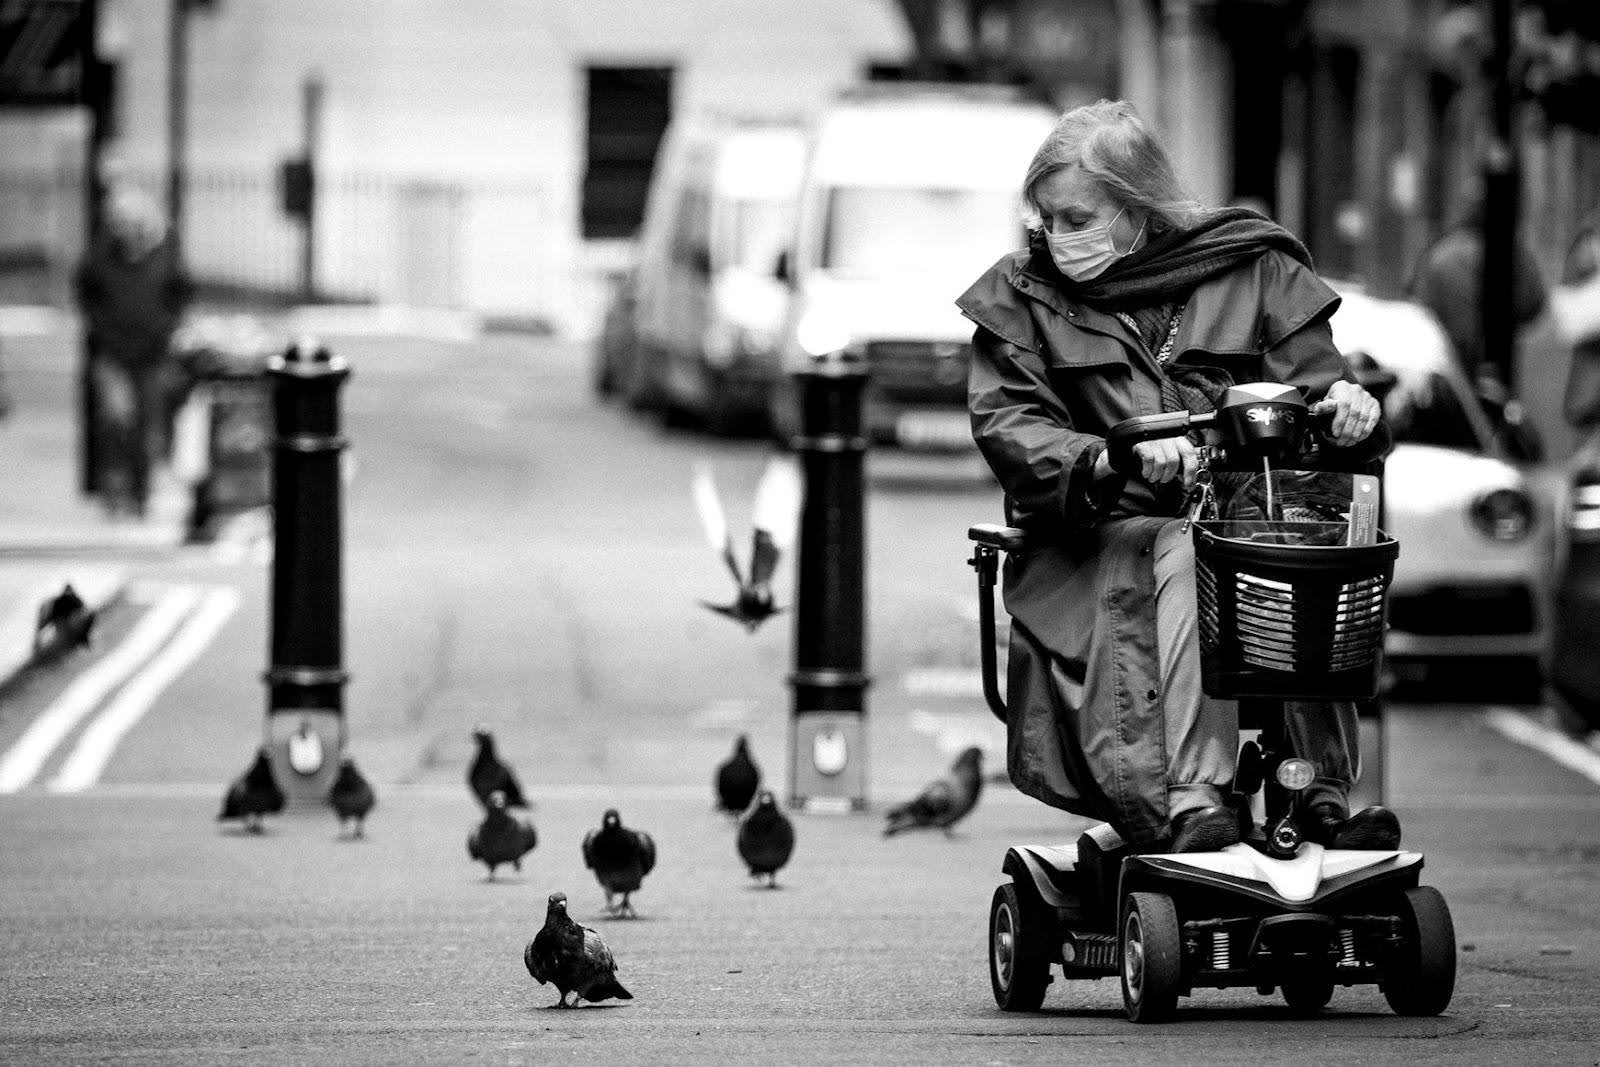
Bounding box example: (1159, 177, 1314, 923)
(1328, 283, 1553, 687)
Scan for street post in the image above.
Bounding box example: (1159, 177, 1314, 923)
(788, 356, 870, 813)
(1479, 0, 1518, 391)
(262, 339, 349, 804)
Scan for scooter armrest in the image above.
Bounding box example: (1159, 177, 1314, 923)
(968, 523, 1028, 553)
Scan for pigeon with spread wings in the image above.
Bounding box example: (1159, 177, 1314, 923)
(691, 458, 802, 632)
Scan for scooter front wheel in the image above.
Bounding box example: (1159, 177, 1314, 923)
(1121, 891, 1181, 1023)
(1383, 886, 1456, 1016)
(988, 882, 1052, 1011)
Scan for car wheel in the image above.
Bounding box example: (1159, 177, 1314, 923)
(1120, 891, 1181, 1023)
(1382, 886, 1456, 1017)
(593, 346, 618, 399)
(766, 377, 801, 450)
(989, 882, 1052, 1011)
(625, 342, 667, 412)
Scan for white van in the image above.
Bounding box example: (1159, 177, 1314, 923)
(629, 118, 806, 433)
(770, 84, 1057, 448)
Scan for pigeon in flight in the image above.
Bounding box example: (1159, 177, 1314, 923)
(218, 747, 285, 834)
(327, 755, 376, 838)
(467, 790, 539, 879)
(582, 808, 657, 918)
(715, 734, 761, 815)
(33, 583, 95, 656)
(883, 746, 985, 837)
(524, 891, 634, 1008)
(737, 790, 795, 888)
(691, 457, 802, 632)
(468, 725, 528, 810)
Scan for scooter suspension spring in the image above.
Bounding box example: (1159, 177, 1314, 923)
(1339, 927, 1358, 966)
(1211, 931, 1230, 970)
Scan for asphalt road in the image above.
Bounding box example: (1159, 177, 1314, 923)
(1, 325, 1597, 1063)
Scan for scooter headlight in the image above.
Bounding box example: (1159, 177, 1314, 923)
(1275, 758, 1315, 792)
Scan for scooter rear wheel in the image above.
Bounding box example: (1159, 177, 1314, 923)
(989, 882, 1052, 1011)
(1383, 886, 1456, 1016)
(1120, 891, 1181, 1023)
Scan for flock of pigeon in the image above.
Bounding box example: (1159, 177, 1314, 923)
(217, 721, 986, 1008)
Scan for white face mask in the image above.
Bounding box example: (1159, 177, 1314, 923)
(1045, 207, 1145, 281)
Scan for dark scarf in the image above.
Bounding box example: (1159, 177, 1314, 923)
(1030, 207, 1315, 513)
(1026, 207, 1315, 311)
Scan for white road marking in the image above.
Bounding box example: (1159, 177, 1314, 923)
(48, 587, 241, 793)
(1484, 706, 1600, 788)
(903, 667, 986, 698)
(0, 586, 201, 793)
(689, 698, 758, 730)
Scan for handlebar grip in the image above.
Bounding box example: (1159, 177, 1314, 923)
(1302, 404, 1338, 447)
(1105, 411, 1198, 475)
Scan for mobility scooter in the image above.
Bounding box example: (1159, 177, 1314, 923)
(970, 382, 1456, 1023)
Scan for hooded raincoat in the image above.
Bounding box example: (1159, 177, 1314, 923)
(958, 226, 1368, 845)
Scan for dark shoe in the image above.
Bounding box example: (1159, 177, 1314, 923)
(1169, 805, 1243, 853)
(1305, 803, 1401, 850)
(1333, 806, 1401, 850)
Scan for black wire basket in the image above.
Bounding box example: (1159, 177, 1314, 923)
(1194, 519, 1398, 700)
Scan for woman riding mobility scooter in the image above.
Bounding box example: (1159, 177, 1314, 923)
(971, 382, 1456, 1022)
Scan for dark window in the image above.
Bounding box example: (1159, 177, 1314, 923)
(582, 66, 673, 239)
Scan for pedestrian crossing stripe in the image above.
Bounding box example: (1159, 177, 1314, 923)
(0, 583, 238, 793)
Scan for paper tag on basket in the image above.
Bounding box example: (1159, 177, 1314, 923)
(1348, 474, 1380, 545)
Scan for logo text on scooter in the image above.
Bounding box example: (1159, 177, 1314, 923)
(1245, 406, 1297, 426)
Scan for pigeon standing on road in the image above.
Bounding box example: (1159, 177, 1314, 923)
(467, 790, 539, 879)
(218, 747, 285, 833)
(582, 809, 657, 918)
(33, 583, 95, 655)
(715, 734, 761, 815)
(524, 891, 633, 1008)
(327, 755, 376, 838)
(691, 457, 802, 632)
(882, 746, 985, 837)
(468, 725, 528, 810)
(737, 790, 795, 888)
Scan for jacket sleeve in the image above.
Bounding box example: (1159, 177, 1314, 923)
(968, 326, 1109, 530)
(1264, 313, 1393, 465)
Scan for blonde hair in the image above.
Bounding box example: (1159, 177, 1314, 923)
(1022, 99, 1201, 234)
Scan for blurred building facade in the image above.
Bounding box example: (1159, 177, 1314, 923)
(899, 0, 1598, 295)
(3, 0, 1594, 347)
(0, 0, 909, 334)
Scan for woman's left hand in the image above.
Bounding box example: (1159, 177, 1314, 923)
(1311, 380, 1381, 446)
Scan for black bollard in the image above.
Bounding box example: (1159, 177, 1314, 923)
(787, 358, 870, 813)
(262, 338, 350, 805)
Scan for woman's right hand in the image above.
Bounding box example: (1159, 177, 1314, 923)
(1130, 436, 1200, 490)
